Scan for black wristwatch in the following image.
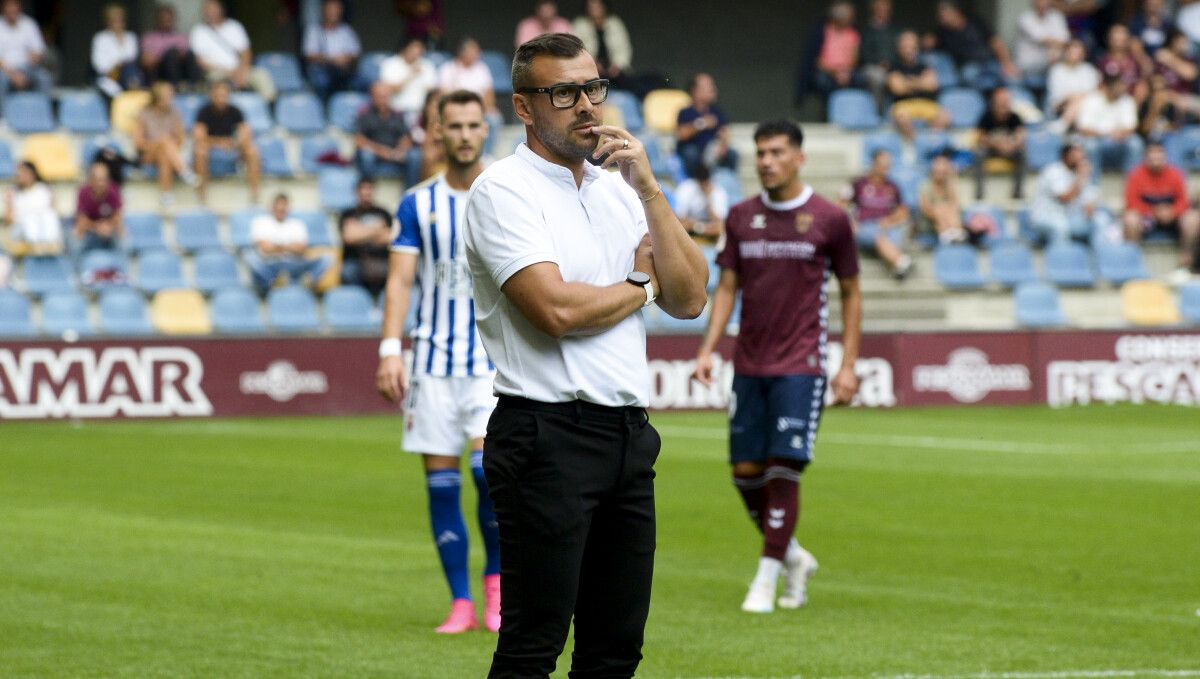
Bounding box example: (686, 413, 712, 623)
(627, 271, 656, 307)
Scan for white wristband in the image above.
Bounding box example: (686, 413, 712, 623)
(379, 338, 402, 358)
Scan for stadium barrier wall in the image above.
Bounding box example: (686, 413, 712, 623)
(1, 330, 1198, 420)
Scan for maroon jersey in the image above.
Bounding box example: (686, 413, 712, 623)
(716, 188, 859, 376)
(846, 175, 903, 222)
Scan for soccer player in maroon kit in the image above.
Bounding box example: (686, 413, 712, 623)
(693, 120, 862, 613)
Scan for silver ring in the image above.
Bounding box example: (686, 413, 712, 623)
(622, 139, 630, 149)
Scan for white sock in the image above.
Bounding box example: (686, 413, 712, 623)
(754, 556, 783, 585)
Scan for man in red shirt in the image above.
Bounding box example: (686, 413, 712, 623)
(693, 120, 862, 614)
(1123, 140, 1200, 276)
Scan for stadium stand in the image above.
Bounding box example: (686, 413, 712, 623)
(938, 88, 986, 129)
(987, 241, 1038, 289)
(124, 213, 168, 253)
(4, 92, 56, 134)
(256, 53, 306, 93)
(608, 90, 644, 131)
(173, 210, 222, 253)
(0, 289, 36, 336)
(275, 92, 326, 135)
(78, 249, 129, 287)
(231, 92, 274, 134)
(22, 256, 76, 296)
(0, 139, 13, 180)
(256, 136, 294, 177)
(934, 244, 985, 290)
(97, 287, 154, 335)
(1095, 243, 1150, 285)
(827, 89, 879, 130)
(643, 89, 691, 134)
(21, 134, 79, 182)
(111, 90, 151, 136)
(323, 285, 377, 332)
(1121, 280, 1181, 326)
(193, 249, 243, 295)
(328, 91, 367, 133)
(317, 167, 359, 212)
(136, 250, 187, 294)
(228, 209, 266, 251)
(1043, 242, 1097, 288)
(299, 134, 341, 175)
(60, 92, 110, 135)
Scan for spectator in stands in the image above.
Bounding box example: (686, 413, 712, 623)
(1130, 0, 1174, 57)
(193, 80, 262, 203)
(813, 2, 860, 97)
(74, 161, 124, 252)
(673, 164, 728, 241)
(338, 178, 393, 296)
(355, 81, 414, 180)
(1031, 143, 1101, 243)
(572, 0, 632, 87)
(918, 152, 968, 244)
(190, 0, 276, 101)
(675, 73, 737, 177)
(1013, 0, 1068, 86)
(0, 0, 52, 110)
(1123, 140, 1200, 278)
(887, 30, 951, 141)
(91, 4, 142, 98)
(1153, 31, 1200, 112)
(1047, 38, 1099, 131)
(843, 149, 913, 279)
(3, 161, 62, 257)
(380, 38, 437, 125)
(973, 87, 1026, 201)
(134, 82, 196, 208)
(247, 193, 331, 294)
(303, 0, 361, 103)
(857, 0, 900, 103)
(437, 38, 502, 153)
(398, 0, 445, 49)
(1096, 24, 1150, 105)
(141, 3, 201, 88)
(1077, 72, 1144, 174)
(515, 0, 572, 48)
(1177, 0, 1200, 47)
(928, 0, 1018, 90)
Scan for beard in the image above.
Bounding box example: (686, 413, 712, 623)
(532, 112, 598, 161)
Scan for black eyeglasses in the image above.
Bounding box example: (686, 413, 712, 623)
(516, 79, 610, 109)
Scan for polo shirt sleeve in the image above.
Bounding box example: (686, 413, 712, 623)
(465, 177, 557, 289)
(391, 193, 421, 254)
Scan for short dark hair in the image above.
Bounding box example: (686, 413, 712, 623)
(511, 32, 585, 91)
(438, 89, 485, 116)
(871, 147, 891, 161)
(1060, 142, 1079, 161)
(1145, 138, 1166, 151)
(273, 192, 289, 204)
(356, 177, 375, 189)
(753, 119, 804, 148)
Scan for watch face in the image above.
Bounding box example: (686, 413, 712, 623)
(628, 271, 651, 286)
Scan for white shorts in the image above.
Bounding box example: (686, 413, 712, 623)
(402, 375, 497, 456)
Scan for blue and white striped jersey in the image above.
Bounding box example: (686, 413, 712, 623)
(392, 176, 493, 378)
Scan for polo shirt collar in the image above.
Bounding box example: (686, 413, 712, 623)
(761, 185, 813, 211)
(516, 143, 601, 188)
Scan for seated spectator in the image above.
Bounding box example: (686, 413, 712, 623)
(246, 193, 331, 294)
(857, 0, 900, 102)
(398, 0, 445, 49)
(675, 73, 737, 177)
(1177, 0, 1200, 47)
(1077, 72, 1144, 174)
(190, 0, 275, 101)
(193, 80, 261, 203)
(1047, 39, 1099, 131)
(973, 87, 1026, 201)
(1123, 140, 1200, 278)
(929, 0, 1018, 90)
(0, 0, 52, 109)
(1013, 0, 1068, 86)
(92, 4, 142, 98)
(842, 149, 913, 279)
(813, 2, 860, 96)
(75, 161, 124, 252)
(338, 178, 393, 296)
(355, 82, 414, 180)
(918, 152, 968, 244)
(303, 0, 360, 102)
(673, 165, 729, 240)
(515, 0, 572, 48)
(887, 30, 951, 141)
(140, 3, 201, 88)
(1153, 31, 1200, 120)
(1031, 143, 1102, 243)
(572, 0, 633, 87)
(1096, 24, 1150, 105)
(134, 82, 196, 208)
(437, 38, 502, 154)
(1130, 0, 1174, 57)
(3, 161, 62, 257)
(380, 38, 437, 125)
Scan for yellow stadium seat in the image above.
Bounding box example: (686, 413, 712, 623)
(111, 90, 151, 136)
(1121, 280, 1181, 326)
(601, 104, 625, 128)
(151, 289, 213, 335)
(643, 89, 692, 135)
(21, 133, 79, 182)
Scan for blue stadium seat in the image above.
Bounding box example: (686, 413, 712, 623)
(80, 136, 122, 170)
(256, 52, 305, 92)
(1180, 282, 1200, 324)
(427, 51, 451, 69)
(1095, 243, 1150, 285)
(193, 249, 242, 295)
(828, 89, 880, 130)
(862, 130, 903, 166)
(914, 130, 953, 169)
(355, 51, 390, 90)
(962, 204, 1007, 248)
(300, 134, 340, 175)
(482, 50, 513, 94)
(173, 209, 222, 252)
(1025, 127, 1062, 171)
(1163, 125, 1200, 172)
(41, 291, 94, 337)
(124, 213, 167, 253)
(938, 88, 986, 128)
(0, 289, 35, 336)
(0, 139, 13, 179)
(294, 210, 334, 247)
(79, 249, 129, 289)
(137, 250, 186, 293)
(98, 287, 153, 335)
(176, 92, 205, 130)
(4, 92, 55, 134)
(230, 92, 273, 134)
(324, 285, 376, 332)
(608, 90, 643, 131)
(256, 136, 293, 177)
(888, 163, 922, 210)
(1014, 281, 1067, 327)
(318, 167, 359, 212)
(275, 92, 326, 134)
(933, 244, 985, 289)
(640, 134, 671, 178)
(60, 91, 110, 134)
(711, 168, 743, 202)
(267, 285, 321, 333)
(921, 51, 958, 88)
(988, 241, 1038, 288)
(229, 208, 267, 250)
(328, 91, 367, 132)
(1043, 242, 1096, 288)
(211, 287, 266, 334)
(22, 256, 76, 296)
(1013, 206, 1044, 246)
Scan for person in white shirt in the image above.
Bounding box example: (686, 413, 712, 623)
(1077, 73, 1144, 174)
(572, 0, 632, 82)
(0, 0, 52, 109)
(673, 164, 729, 239)
(189, 0, 276, 100)
(3, 161, 62, 257)
(1031, 143, 1104, 243)
(302, 0, 360, 102)
(1014, 0, 1069, 83)
(463, 33, 706, 677)
(246, 194, 331, 294)
(379, 38, 437, 123)
(1047, 39, 1100, 129)
(91, 4, 142, 98)
(438, 37, 502, 154)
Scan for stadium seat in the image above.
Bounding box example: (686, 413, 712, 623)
(294, 210, 334, 247)
(643, 89, 692, 134)
(299, 134, 341, 175)
(60, 91, 110, 134)
(124, 213, 167, 253)
(1095, 243, 1150, 285)
(1163, 125, 1200, 172)
(914, 130, 953, 168)
(1014, 281, 1067, 327)
(267, 285, 321, 333)
(888, 163, 922, 210)
(210, 286, 267, 334)
(1121, 280, 1181, 326)
(193, 249, 242, 295)
(256, 52, 305, 92)
(97, 287, 153, 335)
(1043, 242, 1096, 288)
(80, 135, 122, 169)
(229, 208, 267, 250)
(137, 250, 186, 294)
(962, 204, 1007, 248)
(427, 51, 451, 69)
(4, 92, 55, 133)
(111, 89, 151, 136)
(608, 90, 644, 131)
(482, 50, 513, 94)
(862, 130, 903, 166)
(275, 92, 326, 134)
(0, 139, 13, 179)
(175, 92, 205, 130)
(317, 167, 359, 212)
(40, 291, 94, 337)
(1179, 282, 1200, 324)
(988, 241, 1038, 288)
(22, 256, 76, 296)
(151, 289, 212, 335)
(711, 168, 743, 202)
(938, 88, 986, 128)
(256, 136, 293, 177)
(328, 91, 367, 133)
(1025, 126, 1062, 171)
(921, 51, 958, 88)
(645, 305, 708, 335)
(173, 209, 222, 252)
(0, 289, 35, 336)
(641, 133, 672, 179)
(828, 89, 880, 130)
(355, 51, 390, 90)
(324, 285, 376, 332)
(21, 134, 79, 182)
(230, 92, 273, 134)
(933, 244, 985, 289)
(79, 249, 129, 289)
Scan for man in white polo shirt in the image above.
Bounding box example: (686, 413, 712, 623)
(464, 33, 708, 679)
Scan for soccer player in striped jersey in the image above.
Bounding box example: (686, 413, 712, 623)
(376, 90, 499, 634)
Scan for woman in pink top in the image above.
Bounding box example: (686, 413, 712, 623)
(139, 4, 201, 87)
(514, 0, 573, 48)
(815, 1, 861, 93)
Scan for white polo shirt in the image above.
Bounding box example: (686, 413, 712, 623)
(190, 19, 250, 72)
(464, 143, 650, 407)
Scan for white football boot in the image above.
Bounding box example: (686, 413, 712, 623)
(777, 539, 818, 609)
(741, 557, 782, 613)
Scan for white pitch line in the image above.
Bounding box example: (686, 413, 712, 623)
(682, 671, 1200, 679)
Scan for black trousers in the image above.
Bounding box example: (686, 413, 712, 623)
(483, 395, 660, 679)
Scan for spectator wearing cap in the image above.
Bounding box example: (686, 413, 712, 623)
(514, 0, 572, 48)
(140, 3, 202, 88)
(354, 81, 414, 180)
(887, 30, 951, 141)
(1031, 143, 1103, 243)
(928, 0, 1018, 91)
(675, 73, 737, 178)
(1123, 140, 1200, 279)
(972, 87, 1025, 201)
(1047, 39, 1099, 131)
(1013, 0, 1068, 86)
(303, 0, 361, 103)
(91, 4, 142, 98)
(0, 0, 53, 110)
(1077, 73, 1144, 174)
(842, 149, 913, 279)
(380, 38, 437, 125)
(813, 2, 861, 96)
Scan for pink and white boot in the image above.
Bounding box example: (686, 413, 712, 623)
(483, 574, 502, 633)
(435, 598, 478, 634)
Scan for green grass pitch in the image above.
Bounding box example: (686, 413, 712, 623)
(2, 405, 1199, 678)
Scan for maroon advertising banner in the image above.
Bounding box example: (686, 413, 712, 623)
(897, 332, 1036, 406)
(1036, 331, 1200, 407)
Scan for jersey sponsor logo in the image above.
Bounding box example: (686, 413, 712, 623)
(238, 361, 328, 402)
(738, 240, 817, 260)
(912, 348, 1032, 403)
(0, 346, 211, 419)
(435, 260, 474, 298)
(1047, 334, 1200, 406)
